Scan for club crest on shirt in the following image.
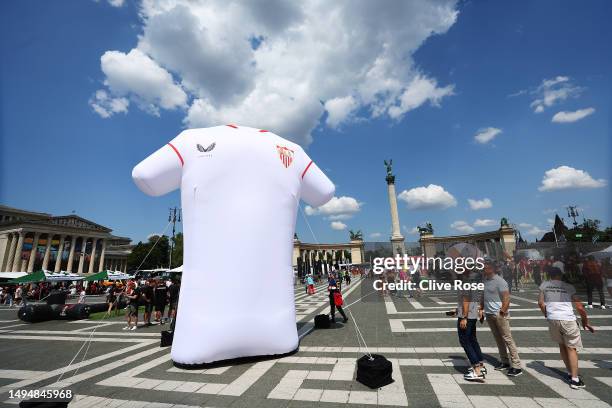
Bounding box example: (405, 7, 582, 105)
(197, 142, 216, 153)
(276, 145, 294, 168)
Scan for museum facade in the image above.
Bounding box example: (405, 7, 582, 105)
(0, 205, 132, 273)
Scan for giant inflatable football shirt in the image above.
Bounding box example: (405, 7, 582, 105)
(132, 125, 335, 364)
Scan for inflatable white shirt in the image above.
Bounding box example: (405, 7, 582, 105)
(132, 125, 335, 365)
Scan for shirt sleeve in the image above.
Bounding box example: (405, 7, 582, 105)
(498, 277, 509, 292)
(299, 148, 335, 207)
(132, 133, 185, 196)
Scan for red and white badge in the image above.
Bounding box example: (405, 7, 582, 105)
(276, 145, 294, 168)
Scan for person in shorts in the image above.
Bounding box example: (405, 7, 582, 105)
(124, 281, 140, 331)
(153, 278, 168, 324)
(167, 279, 180, 325)
(142, 279, 155, 326)
(538, 267, 595, 389)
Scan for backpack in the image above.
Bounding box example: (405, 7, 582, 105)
(333, 292, 343, 306)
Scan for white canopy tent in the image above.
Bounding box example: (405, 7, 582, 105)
(0, 271, 27, 280)
(586, 245, 612, 260)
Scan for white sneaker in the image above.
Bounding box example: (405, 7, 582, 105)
(122, 326, 129, 330)
(601, 305, 606, 309)
(586, 305, 593, 309)
(130, 326, 137, 331)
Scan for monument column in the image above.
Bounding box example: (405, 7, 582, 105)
(12, 231, 25, 272)
(88, 238, 98, 273)
(42, 234, 53, 271)
(384, 160, 405, 256)
(66, 236, 77, 272)
(54, 235, 66, 272)
(98, 239, 107, 272)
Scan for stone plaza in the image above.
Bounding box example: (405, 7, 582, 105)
(0, 276, 610, 407)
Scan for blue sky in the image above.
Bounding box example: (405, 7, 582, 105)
(1, 0, 610, 244)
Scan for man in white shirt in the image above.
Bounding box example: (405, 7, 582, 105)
(538, 267, 594, 389)
(132, 125, 334, 365)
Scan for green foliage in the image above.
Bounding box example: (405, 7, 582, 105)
(127, 235, 170, 270)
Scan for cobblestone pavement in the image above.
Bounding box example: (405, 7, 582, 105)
(0, 276, 610, 407)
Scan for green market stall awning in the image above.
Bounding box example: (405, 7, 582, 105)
(9, 270, 46, 283)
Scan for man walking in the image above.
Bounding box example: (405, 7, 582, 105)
(481, 259, 523, 376)
(538, 267, 594, 389)
(582, 256, 606, 309)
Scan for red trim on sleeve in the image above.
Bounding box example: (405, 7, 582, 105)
(259, 129, 269, 133)
(226, 124, 238, 129)
(301, 160, 314, 179)
(167, 143, 184, 166)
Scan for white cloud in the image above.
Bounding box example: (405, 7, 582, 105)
(94, 0, 458, 144)
(398, 184, 457, 210)
(552, 107, 595, 123)
(324, 96, 358, 128)
(108, 0, 125, 6)
(467, 198, 492, 210)
(304, 196, 361, 219)
(331, 221, 347, 230)
(450, 221, 474, 233)
(543, 208, 557, 214)
(530, 76, 582, 113)
(474, 127, 502, 144)
(473, 218, 496, 227)
(403, 226, 419, 235)
(538, 165, 606, 192)
(100, 49, 187, 115)
(387, 75, 454, 119)
(89, 89, 129, 118)
(369, 232, 382, 239)
(547, 218, 554, 225)
(518, 223, 547, 236)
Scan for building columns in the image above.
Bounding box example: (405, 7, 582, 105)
(27, 232, 41, 273)
(98, 239, 107, 272)
(4, 233, 17, 271)
(66, 236, 77, 272)
(42, 234, 53, 271)
(11, 232, 25, 272)
(54, 235, 66, 272)
(88, 238, 98, 274)
(77, 237, 87, 274)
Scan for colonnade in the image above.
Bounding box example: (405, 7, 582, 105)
(0, 230, 117, 273)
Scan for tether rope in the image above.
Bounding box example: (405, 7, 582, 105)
(53, 220, 172, 385)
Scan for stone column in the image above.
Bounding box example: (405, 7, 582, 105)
(42, 234, 53, 271)
(54, 235, 66, 272)
(77, 237, 87, 274)
(98, 239, 107, 272)
(12, 232, 25, 272)
(386, 172, 405, 256)
(88, 238, 98, 273)
(122, 259, 127, 272)
(4, 233, 17, 271)
(27, 232, 41, 273)
(66, 236, 77, 272)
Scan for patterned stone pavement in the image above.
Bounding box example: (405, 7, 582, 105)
(0, 276, 610, 407)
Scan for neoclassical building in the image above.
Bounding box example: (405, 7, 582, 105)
(0, 205, 132, 273)
(292, 235, 365, 276)
(419, 221, 517, 260)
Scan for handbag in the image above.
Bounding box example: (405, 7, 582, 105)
(333, 291, 343, 306)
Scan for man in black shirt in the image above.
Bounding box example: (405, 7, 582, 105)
(142, 280, 155, 326)
(167, 279, 180, 326)
(154, 279, 168, 324)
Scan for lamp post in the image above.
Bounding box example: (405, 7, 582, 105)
(168, 207, 182, 269)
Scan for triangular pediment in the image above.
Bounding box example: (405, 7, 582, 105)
(48, 215, 112, 232)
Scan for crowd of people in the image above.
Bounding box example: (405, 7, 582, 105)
(451, 259, 595, 390)
(120, 278, 181, 331)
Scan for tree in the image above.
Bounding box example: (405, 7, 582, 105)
(127, 235, 170, 270)
(170, 233, 183, 268)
